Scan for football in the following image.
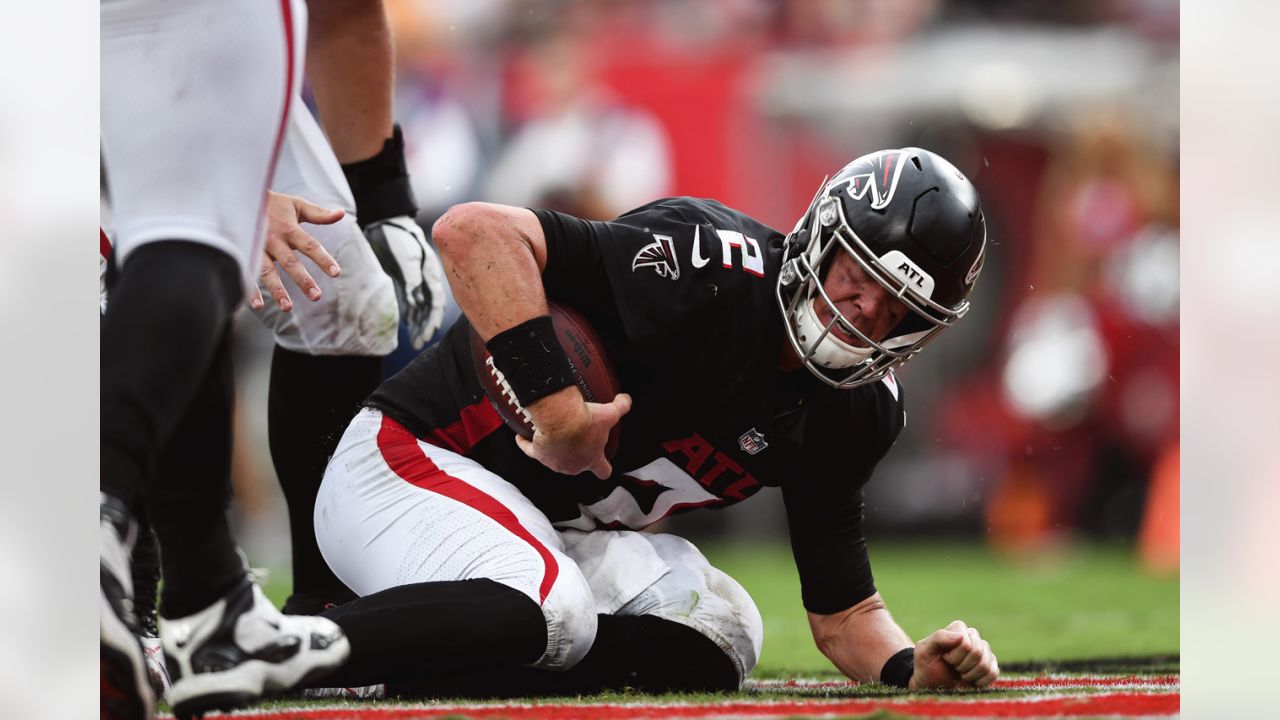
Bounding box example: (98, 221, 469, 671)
(469, 303, 621, 458)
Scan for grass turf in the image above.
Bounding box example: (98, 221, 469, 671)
(260, 540, 1178, 679)
(698, 541, 1179, 677)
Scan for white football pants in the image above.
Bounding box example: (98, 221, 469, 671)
(101, 0, 307, 295)
(315, 408, 764, 681)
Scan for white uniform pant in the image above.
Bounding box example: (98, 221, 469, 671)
(315, 409, 764, 681)
(101, 0, 306, 295)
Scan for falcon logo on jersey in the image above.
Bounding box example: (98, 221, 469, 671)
(738, 428, 768, 455)
(632, 233, 680, 280)
(837, 150, 909, 211)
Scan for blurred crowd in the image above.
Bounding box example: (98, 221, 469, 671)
(229, 0, 1179, 569)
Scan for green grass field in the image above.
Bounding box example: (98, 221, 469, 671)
(262, 539, 1178, 679)
(699, 541, 1179, 676)
(234, 543, 1179, 717)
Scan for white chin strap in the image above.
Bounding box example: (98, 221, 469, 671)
(794, 298, 873, 369)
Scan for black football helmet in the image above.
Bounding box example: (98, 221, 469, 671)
(776, 147, 987, 389)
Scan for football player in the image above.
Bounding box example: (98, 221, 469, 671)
(101, 0, 447, 712)
(300, 147, 1000, 694)
(100, 1, 352, 719)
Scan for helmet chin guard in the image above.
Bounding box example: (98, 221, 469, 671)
(775, 148, 987, 390)
(793, 297, 873, 369)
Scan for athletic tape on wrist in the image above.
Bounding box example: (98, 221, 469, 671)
(880, 647, 915, 689)
(485, 315, 577, 406)
(341, 124, 417, 227)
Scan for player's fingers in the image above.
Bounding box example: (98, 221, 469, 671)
(945, 620, 968, 632)
(972, 656, 999, 688)
(514, 434, 536, 458)
(277, 224, 340, 280)
(961, 660, 990, 684)
(966, 651, 998, 687)
(921, 628, 966, 659)
(293, 198, 345, 226)
(958, 641, 992, 682)
(951, 629, 985, 674)
(259, 257, 292, 312)
(270, 240, 324, 301)
(284, 226, 341, 278)
(248, 276, 265, 310)
(941, 630, 974, 666)
(611, 393, 633, 418)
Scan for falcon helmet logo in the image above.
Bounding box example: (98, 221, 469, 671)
(965, 244, 985, 286)
(738, 428, 768, 455)
(632, 233, 680, 280)
(837, 150, 910, 211)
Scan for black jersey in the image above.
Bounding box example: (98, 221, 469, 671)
(367, 197, 906, 614)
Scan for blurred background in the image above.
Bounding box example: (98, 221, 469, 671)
(221, 0, 1180, 669)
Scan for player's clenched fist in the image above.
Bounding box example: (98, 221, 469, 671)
(910, 620, 999, 690)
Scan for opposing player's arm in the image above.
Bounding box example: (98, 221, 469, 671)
(306, 0, 394, 163)
(432, 202, 630, 478)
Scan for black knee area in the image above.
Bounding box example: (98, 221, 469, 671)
(317, 579, 547, 688)
(110, 240, 243, 314)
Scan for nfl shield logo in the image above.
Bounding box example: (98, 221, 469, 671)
(738, 428, 768, 455)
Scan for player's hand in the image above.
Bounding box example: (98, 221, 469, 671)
(909, 620, 999, 690)
(364, 216, 446, 349)
(251, 191, 344, 312)
(516, 390, 631, 479)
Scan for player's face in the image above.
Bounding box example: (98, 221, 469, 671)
(815, 251, 909, 347)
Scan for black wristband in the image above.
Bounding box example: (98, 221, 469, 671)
(880, 647, 915, 689)
(485, 316, 578, 406)
(340, 124, 417, 227)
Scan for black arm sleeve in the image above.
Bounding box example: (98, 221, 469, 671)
(780, 382, 906, 615)
(531, 209, 624, 341)
(782, 465, 876, 615)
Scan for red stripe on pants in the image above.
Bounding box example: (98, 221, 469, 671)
(376, 414, 558, 604)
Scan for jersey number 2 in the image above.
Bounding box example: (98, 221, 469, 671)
(715, 229, 765, 277)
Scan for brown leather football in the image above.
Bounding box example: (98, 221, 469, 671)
(469, 303, 621, 458)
